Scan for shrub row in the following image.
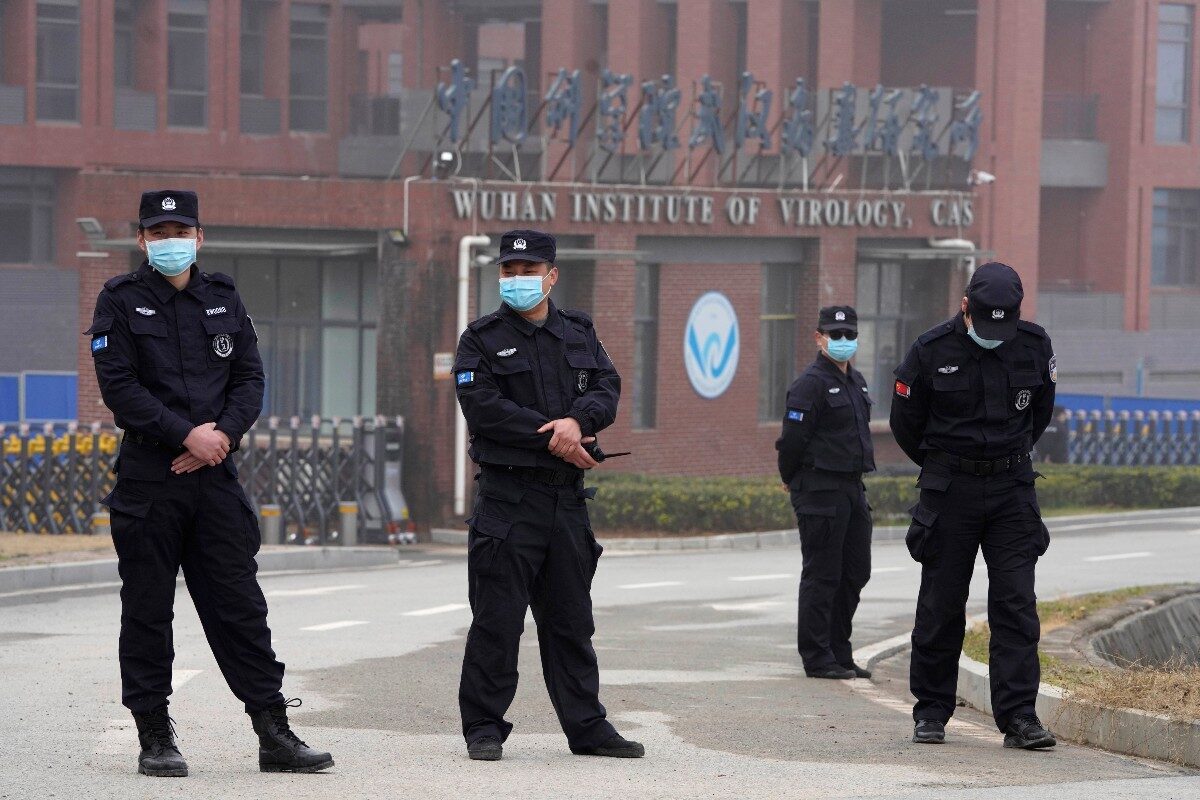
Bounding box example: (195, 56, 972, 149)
(586, 466, 1200, 534)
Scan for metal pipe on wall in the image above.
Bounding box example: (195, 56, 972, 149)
(455, 235, 492, 517)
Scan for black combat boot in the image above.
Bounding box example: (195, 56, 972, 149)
(132, 707, 188, 777)
(467, 737, 503, 761)
(570, 733, 646, 758)
(1003, 714, 1057, 750)
(249, 698, 335, 773)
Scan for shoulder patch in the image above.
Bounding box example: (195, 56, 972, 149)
(1016, 319, 1049, 339)
(559, 308, 594, 328)
(203, 271, 236, 288)
(103, 272, 138, 291)
(467, 312, 502, 332)
(916, 320, 955, 345)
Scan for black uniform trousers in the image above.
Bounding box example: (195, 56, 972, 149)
(790, 471, 873, 671)
(905, 460, 1050, 731)
(104, 456, 285, 715)
(459, 467, 616, 749)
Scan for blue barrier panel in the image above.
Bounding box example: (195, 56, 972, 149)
(0, 375, 18, 423)
(23, 373, 77, 421)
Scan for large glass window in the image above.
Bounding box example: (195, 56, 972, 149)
(1152, 189, 1200, 286)
(36, 0, 79, 121)
(113, 0, 135, 89)
(632, 264, 659, 429)
(240, 1, 268, 96)
(289, 3, 328, 132)
(1157, 4, 1193, 143)
(0, 169, 55, 264)
(200, 255, 379, 419)
(759, 264, 798, 422)
(167, 0, 207, 127)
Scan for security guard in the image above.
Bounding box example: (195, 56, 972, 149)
(454, 229, 644, 762)
(776, 306, 874, 680)
(890, 261, 1057, 749)
(87, 190, 333, 777)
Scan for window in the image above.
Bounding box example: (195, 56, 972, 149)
(113, 0, 134, 89)
(1152, 189, 1200, 286)
(0, 169, 55, 264)
(1157, 4, 1192, 143)
(241, 1, 268, 96)
(36, 0, 79, 121)
(632, 264, 659, 429)
(759, 264, 798, 421)
(199, 255, 379, 419)
(168, 0, 207, 127)
(289, 4, 328, 132)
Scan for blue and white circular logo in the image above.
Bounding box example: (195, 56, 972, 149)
(684, 291, 740, 399)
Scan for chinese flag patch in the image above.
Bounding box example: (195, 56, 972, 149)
(895, 380, 912, 399)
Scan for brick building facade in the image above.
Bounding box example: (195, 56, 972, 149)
(2, 0, 1198, 528)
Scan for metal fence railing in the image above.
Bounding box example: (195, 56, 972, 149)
(1067, 409, 1200, 466)
(0, 416, 410, 542)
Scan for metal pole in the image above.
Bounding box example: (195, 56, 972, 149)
(456, 235, 491, 517)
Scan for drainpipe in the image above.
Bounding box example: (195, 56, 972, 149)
(455, 235, 491, 517)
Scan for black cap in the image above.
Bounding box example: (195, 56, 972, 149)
(497, 229, 556, 265)
(966, 261, 1023, 341)
(818, 305, 857, 333)
(139, 190, 200, 228)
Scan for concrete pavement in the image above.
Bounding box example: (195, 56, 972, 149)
(2, 512, 1199, 798)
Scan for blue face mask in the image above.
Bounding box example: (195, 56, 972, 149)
(967, 324, 1004, 350)
(499, 273, 549, 312)
(146, 238, 197, 276)
(824, 336, 858, 363)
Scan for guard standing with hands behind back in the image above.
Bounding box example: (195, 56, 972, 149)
(776, 306, 875, 680)
(454, 229, 644, 762)
(890, 261, 1057, 750)
(87, 190, 333, 777)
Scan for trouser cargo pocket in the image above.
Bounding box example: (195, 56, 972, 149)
(905, 503, 939, 563)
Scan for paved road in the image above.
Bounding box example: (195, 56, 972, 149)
(2, 512, 1199, 799)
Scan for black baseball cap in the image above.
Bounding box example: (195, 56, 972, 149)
(818, 305, 857, 333)
(497, 229, 556, 265)
(139, 189, 200, 228)
(967, 261, 1023, 341)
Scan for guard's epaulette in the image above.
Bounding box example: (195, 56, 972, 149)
(103, 272, 139, 291)
(559, 308, 593, 328)
(467, 312, 503, 332)
(916, 319, 955, 345)
(1016, 319, 1048, 339)
(203, 271, 236, 288)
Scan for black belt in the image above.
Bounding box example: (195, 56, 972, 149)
(927, 451, 1030, 476)
(123, 431, 184, 454)
(482, 464, 581, 487)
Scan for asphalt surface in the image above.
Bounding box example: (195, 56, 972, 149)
(3, 512, 1200, 799)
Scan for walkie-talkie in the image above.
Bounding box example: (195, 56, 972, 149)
(583, 442, 631, 463)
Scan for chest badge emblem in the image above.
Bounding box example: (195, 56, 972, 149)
(212, 333, 234, 359)
(496, 348, 517, 357)
(576, 370, 590, 393)
(828, 387, 841, 394)
(135, 307, 156, 316)
(937, 365, 959, 374)
(1014, 389, 1032, 411)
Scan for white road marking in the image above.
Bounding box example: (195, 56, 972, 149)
(301, 620, 370, 631)
(871, 566, 907, 574)
(710, 600, 786, 611)
(618, 581, 684, 590)
(1082, 551, 1153, 562)
(398, 559, 445, 568)
(728, 574, 794, 582)
(172, 669, 202, 689)
(266, 584, 364, 598)
(403, 603, 470, 617)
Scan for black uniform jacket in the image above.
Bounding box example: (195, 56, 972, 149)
(86, 262, 264, 479)
(890, 312, 1056, 465)
(454, 300, 620, 470)
(776, 352, 876, 486)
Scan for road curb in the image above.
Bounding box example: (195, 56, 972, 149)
(956, 651, 1200, 767)
(431, 505, 1200, 552)
(0, 546, 400, 595)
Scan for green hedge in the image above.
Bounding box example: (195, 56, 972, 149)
(586, 466, 1200, 534)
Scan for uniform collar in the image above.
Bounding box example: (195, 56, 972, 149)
(500, 298, 565, 339)
(815, 350, 854, 381)
(140, 261, 203, 303)
(954, 312, 985, 360)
